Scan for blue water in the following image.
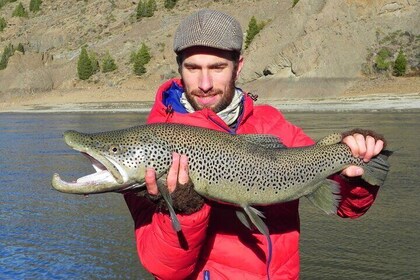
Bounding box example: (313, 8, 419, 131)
(0, 111, 419, 279)
(0, 113, 151, 280)
(286, 111, 420, 279)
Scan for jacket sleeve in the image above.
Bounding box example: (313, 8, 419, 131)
(124, 192, 210, 280)
(331, 174, 380, 218)
(251, 106, 315, 147)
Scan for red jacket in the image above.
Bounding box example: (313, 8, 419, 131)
(125, 79, 379, 279)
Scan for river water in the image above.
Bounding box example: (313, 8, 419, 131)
(0, 111, 419, 279)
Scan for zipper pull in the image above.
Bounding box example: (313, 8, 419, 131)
(204, 270, 210, 280)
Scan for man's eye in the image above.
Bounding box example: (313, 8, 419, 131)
(211, 64, 227, 71)
(185, 66, 199, 72)
(184, 64, 199, 70)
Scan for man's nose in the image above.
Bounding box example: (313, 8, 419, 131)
(198, 71, 213, 92)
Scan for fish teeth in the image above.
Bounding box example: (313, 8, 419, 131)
(76, 170, 113, 183)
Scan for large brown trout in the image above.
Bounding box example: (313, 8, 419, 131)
(52, 123, 392, 276)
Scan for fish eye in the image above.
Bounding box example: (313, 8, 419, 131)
(109, 145, 119, 154)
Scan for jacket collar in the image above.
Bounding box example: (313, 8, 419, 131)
(149, 78, 256, 134)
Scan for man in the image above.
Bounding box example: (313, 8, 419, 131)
(125, 9, 384, 279)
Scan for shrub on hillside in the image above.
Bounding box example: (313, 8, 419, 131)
(138, 43, 151, 64)
(0, 17, 6, 32)
(132, 43, 151, 76)
(245, 16, 266, 49)
(89, 51, 100, 74)
(366, 30, 417, 77)
(0, 0, 14, 10)
(393, 49, 407, 76)
(77, 46, 93, 80)
(16, 42, 24, 54)
(29, 0, 42, 13)
(12, 2, 28, 17)
(374, 48, 391, 71)
(0, 43, 14, 70)
(134, 61, 146, 76)
(102, 51, 117, 73)
(164, 0, 176, 9)
(136, 0, 156, 19)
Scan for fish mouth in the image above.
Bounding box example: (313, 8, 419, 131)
(52, 130, 146, 194)
(52, 129, 130, 194)
(52, 152, 128, 194)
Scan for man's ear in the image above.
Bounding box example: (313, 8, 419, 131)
(235, 56, 244, 80)
(176, 55, 183, 75)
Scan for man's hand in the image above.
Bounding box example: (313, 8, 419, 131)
(145, 152, 190, 195)
(341, 133, 384, 177)
(144, 152, 204, 214)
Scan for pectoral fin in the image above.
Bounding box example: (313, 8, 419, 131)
(156, 177, 182, 232)
(236, 210, 252, 230)
(242, 205, 272, 280)
(305, 179, 341, 214)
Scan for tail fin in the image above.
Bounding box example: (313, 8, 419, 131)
(361, 149, 393, 187)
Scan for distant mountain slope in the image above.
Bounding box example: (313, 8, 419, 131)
(0, 0, 418, 99)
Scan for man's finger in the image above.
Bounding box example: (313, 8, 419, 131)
(145, 167, 158, 195)
(342, 165, 364, 177)
(363, 135, 376, 162)
(373, 140, 384, 156)
(342, 135, 359, 158)
(167, 153, 181, 193)
(178, 154, 190, 185)
(354, 133, 366, 159)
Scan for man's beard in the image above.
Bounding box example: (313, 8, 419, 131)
(185, 80, 236, 113)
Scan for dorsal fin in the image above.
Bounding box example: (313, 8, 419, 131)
(238, 134, 285, 149)
(316, 133, 342, 146)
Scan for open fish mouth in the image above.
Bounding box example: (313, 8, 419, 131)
(52, 152, 125, 194)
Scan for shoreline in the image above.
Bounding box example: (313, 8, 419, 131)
(1, 76, 419, 113)
(1, 92, 419, 113)
(268, 92, 420, 112)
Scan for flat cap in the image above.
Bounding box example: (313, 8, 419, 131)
(173, 9, 243, 53)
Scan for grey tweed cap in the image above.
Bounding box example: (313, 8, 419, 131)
(173, 9, 243, 53)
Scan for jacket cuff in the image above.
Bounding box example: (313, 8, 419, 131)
(333, 174, 380, 218)
(153, 202, 211, 236)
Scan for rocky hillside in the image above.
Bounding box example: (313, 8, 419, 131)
(0, 0, 418, 100)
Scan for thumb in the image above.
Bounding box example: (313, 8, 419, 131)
(341, 166, 364, 177)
